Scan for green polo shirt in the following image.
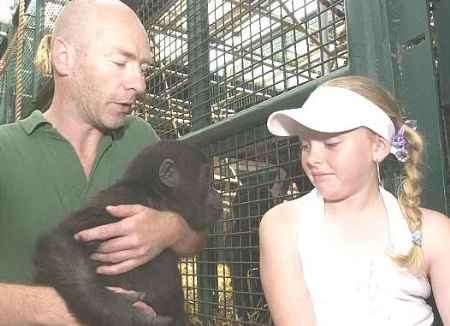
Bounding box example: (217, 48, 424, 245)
(0, 110, 159, 283)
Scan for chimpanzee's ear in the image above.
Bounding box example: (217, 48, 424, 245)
(159, 158, 180, 188)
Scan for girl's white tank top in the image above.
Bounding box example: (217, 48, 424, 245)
(294, 188, 433, 326)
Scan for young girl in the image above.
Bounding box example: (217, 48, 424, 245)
(261, 75, 450, 326)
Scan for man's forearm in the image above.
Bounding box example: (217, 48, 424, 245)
(0, 283, 80, 325)
(169, 214, 208, 256)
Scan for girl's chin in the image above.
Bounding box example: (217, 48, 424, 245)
(315, 187, 345, 202)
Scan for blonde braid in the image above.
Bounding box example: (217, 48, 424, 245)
(324, 75, 426, 273)
(393, 125, 425, 272)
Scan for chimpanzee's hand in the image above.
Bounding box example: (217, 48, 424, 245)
(74, 204, 184, 274)
(106, 286, 173, 325)
(106, 286, 156, 316)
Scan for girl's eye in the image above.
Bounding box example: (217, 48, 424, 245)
(113, 61, 126, 66)
(325, 142, 340, 148)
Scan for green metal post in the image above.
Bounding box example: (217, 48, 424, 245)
(434, 0, 450, 109)
(187, 0, 216, 320)
(387, 0, 447, 213)
(187, 0, 210, 131)
(345, 0, 395, 90)
(434, 0, 450, 216)
(346, 0, 447, 213)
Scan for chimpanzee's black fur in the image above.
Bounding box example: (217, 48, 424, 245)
(33, 140, 221, 326)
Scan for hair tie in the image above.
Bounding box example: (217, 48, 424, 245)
(390, 120, 417, 162)
(411, 229, 422, 247)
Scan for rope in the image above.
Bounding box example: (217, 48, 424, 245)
(0, 31, 17, 75)
(14, 0, 27, 121)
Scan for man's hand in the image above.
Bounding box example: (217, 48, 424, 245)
(74, 204, 207, 275)
(74, 204, 183, 274)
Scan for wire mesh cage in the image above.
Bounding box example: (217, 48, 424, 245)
(1, 0, 450, 324)
(178, 123, 313, 325)
(0, 0, 69, 122)
(136, 0, 347, 138)
(0, 0, 348, 324)
(134, 2, 347, 321)
(205, 126, 308, 325)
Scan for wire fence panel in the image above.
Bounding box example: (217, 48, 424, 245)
(0, 0, 348, 325)
(204, 126, 308, 325)
(134, 3, 347, 320)
(1, 0, 449, 324)
(179, 123, 313, 325)
(136, 0, 347, 138)
(0, 0, 68, 122)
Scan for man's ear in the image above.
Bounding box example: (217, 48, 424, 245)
(51, 36, 73, 76)
(372, 134, 391, 162)
(159, 158, 180, 188)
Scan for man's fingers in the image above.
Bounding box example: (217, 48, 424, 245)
(91, 248, 139, 263)
(74, 220, 128, 242)
(94, 235, 140, 254)
(96, 256, 149, 275)
(92, 246, 162, 264)
(74, 205, 146, 241)
(106, 204, 146, 219)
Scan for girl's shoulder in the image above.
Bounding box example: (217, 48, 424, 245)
(261, 190, 317, 232)
(421, 207, 450, 238)
(261, 199, 298, 228)
(420, 207, 450, 268)
(259, 196, 310, 253)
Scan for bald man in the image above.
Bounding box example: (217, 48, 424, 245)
(0, 0, 206, 324)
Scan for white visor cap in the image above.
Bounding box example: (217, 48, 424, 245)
(267, 86, 395, 142)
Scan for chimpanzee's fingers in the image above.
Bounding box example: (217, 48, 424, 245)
(132, 301, 157, 316)
(151, 314, 174, 326)
(106, 286, 146, 301)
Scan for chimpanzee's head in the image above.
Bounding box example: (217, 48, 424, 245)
(125, 140, 222, 229)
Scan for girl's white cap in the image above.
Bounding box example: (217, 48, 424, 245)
(267, 85, 395, 142)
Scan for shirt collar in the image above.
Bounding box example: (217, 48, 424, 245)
(18, 110, 50, 135)
(18, 110, 127, 140)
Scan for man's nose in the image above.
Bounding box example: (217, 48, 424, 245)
(125, 66, 146, 95)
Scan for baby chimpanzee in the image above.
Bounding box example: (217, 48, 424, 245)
(33, 140, 222, 326)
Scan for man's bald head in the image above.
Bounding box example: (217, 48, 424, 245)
(48, 0, 152, 130)
(52, 0, 144, 49)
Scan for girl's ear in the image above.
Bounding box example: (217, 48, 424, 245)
(372, 134, 391, 162)
(159, 158, 180, 188)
